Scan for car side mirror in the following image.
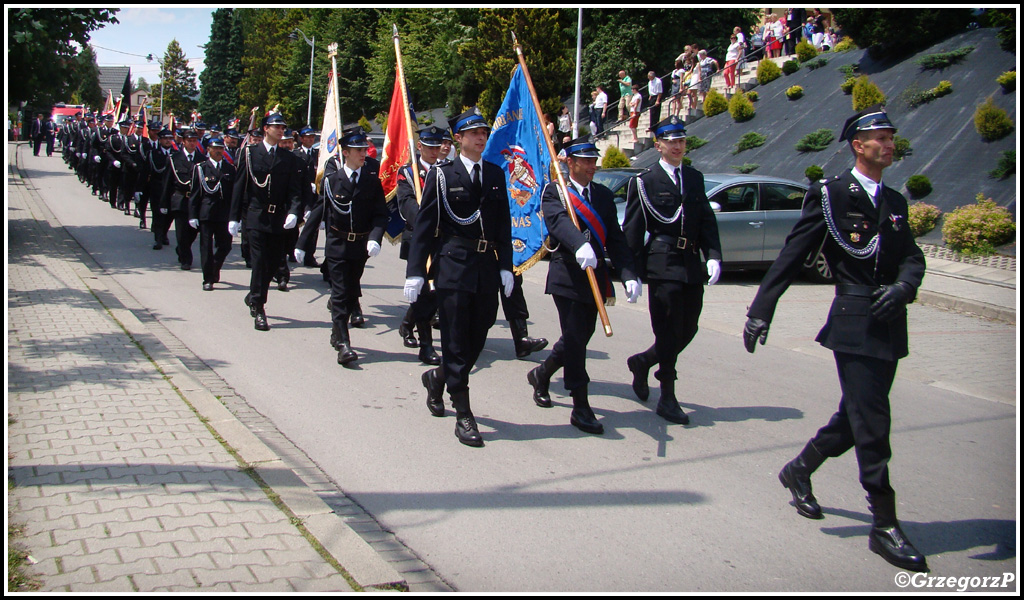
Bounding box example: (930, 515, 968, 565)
(710, 201, 722, 212)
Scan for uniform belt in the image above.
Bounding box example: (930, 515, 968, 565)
(267, 204, 278, 214)
(444, 235, 494, 253)
(329, 226, 370, 241)
(651, 234, 699, 254)
(835, 284, 879, 297)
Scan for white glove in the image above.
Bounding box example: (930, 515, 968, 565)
(625, 279, 642, 303)
(112, 160, 121, 168)
(283, 213, 298, 229)
(294, 248, 306, 264)
(188, 219, 199, 229)
(575, 243, 598, 271)
(304, 210, 311, 221)
(319, 220, 325, 230)
(707, 258, 721, 286)
(500, 270, 515, 298)
(159, 208, 168, 215)
(93, 155, 101, 163)
(228, 221, 241, 237)
(404, 276, 424, 303)
(367, 240, 381, 258)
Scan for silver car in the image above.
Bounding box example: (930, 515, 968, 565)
(592, 168, 833, 282)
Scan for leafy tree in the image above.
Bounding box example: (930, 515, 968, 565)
(72, 45, 104, 108)
(322, 9, 383, 124)
(135, 77, 150, 93)
(157, 39, 200, 122)
(8, 8, 120, 109)
(831, 9, 973, 60)
(199, 9, 244, 127)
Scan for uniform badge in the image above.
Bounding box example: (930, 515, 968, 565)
(889, 213, 904, 232)
(850, 232, 861, 242)
(849, 182, 860, 194)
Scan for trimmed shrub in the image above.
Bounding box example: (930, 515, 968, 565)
(942, 194, 1016, 255)
(904, 80, 954, 108)
(733, 163, 760, 174)
(852, 75, 886, 111)
(601, 146, 631, 169)
(997, 71, 1016, 93)
(905, 174, 932, 199)
(786, 85, 804, 100)
(682, 156, 692, 167)
(908, 202, 942, 237)
(893, 135, 912, 161)
(833, 36, 857, 52)
(916, 46, 974, 70)
(745, 91, 759, 102)
(795, 40, 818, 62)
(703, 89, 729, 117)
(805, 57, 829, 71)
(805, 164, 824, 182)
(782, 59, 801, 75)
(733, 132, 767, 154)
(728, 91, 756, 122)
(756, 59, 782, 85)
(974, 96, 1014, 142)
(988, 150, 1016, 180)
(837, 64, 859, 79)
(840, 78, 857, 95)
(685, 135, 708, 152)
(358, 115, 373, 133)
(796, 129, 835, 152)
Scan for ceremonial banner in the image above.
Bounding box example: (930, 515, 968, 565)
(482, 65, 552, 273)
(378, 72, 415, 244)
(315, 69, 341, 193)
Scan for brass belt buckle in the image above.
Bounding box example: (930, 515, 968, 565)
(347, 232, 358, 242)
(676, 236, 688, 250)
(267, 204, 277, 214)
(476, 239, 488, 253)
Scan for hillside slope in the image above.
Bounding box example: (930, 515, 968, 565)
(662, 27, 1015, 246)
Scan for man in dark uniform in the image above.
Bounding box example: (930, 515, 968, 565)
(404, 108, 515, 447)
(224, 128, 241, 162)
(119, 118, 147, 216)
(237, 128, 265, 269)
(623, 116, 722, 426)
(743, 105, 928, 573)
(144, 127, 175, 246)
(527, 136, 641, 434)
(293, 126, 321, 268)
(77, 114, 97, 187)
(228, 112, 303, 332)
(104, 117, 133, 210)
(188, 136, 236, 291)
(395, 125, 446, 365)
(92, 114, 116, 201)
(30, 113, 46, 156)
(160, 128, 202, 269)
(319, 126, 388, 365)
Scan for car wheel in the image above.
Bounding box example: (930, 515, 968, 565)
(802, 248, 834, 283)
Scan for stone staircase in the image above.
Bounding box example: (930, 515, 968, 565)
(594, 55, 791, 160)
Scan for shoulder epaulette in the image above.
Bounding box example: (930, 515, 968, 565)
(434, 158, 453, 167)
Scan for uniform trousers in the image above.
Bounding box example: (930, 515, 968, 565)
(325, 252, 367, 322)
(437, 283, 499, 395)
(106, 166, 122, 208)
(246, 229, 287, 307)
(549, 294, 598, 391)
(173, 211, 199, 266)
(500, 272, 529, 321)
(198, 221, 232, 284)
(647, 278, 704, 382)
(810, 352, 898, 498)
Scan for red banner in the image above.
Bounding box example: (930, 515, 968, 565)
(378, 73, 411, 200)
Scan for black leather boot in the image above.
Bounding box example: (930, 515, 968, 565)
(655, 378, 689, 424)
(416, 321, 440, 366)
(626, 351, 652, 402)
(779, 441, 826, 519)
(422, 367, 445, 417)
(569, 386, 603, 434)
(399, 306, 418, 348)
(510, 319, 547, 359)
(450, 390, 483, 447)
(526, 355, 561, 408)
(868, 494, 929, 572)
(335, 322, 357, 365)
(349, 302, 365, 328)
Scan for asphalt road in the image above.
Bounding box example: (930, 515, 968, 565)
(18, 150, 1018, 593)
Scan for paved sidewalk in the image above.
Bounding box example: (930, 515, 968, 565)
(7, 153, 405, 592)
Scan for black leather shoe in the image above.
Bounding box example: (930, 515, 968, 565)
(515, 336, 548, 359)
(152, 242, 162, 250)
(337, 343, 358, 365)
(303, 258, 320, 268)
(422, 370, 445, 417)
(627, 354, 650, 401)
(202, 282, 214, 291)
(869, 526, 929, 572)
(655, 392, 690, 425)
(570, 408, 604, 435)
(254, 311, 270, 331)
(244, 294, 257, 317)
(180, 263, 191, 271)
(455, 414, 484, 447)
(161, 236, 170, 245)
(139, 219, 147, 229)
(399, 322, 418, 348)
(527, 366, 552, 408)
(277, 279, 288, 292)
(349, 312, 365, 328)
(418, 346, 441, 366)
(779, 461, 824, 519)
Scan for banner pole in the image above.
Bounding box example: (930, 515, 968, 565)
(393, 25, 423, 205)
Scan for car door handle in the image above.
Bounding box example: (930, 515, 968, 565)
(748, 221, 764, 227)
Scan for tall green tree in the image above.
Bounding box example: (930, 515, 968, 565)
(199, 8, 244, 127)
(237, 8, 297, 124)
(72, 45, 104, 108)
(8, 8, 119, 109)
(322, 9, 382, 123)
(135, 77, 150, 92)
(156, 39, 200, 122)
(460, 8, 576, 120)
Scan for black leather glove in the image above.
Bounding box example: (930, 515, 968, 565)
(743, 317, 770, 353)
(870, 281, 914, 322)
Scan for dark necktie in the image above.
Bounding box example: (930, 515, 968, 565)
(269, 146, 276, 160)
(583, 186, 590, 204)
(472, 163, 482, 197)
(674, 167, 683, 195)
(351, 170, 358, 186)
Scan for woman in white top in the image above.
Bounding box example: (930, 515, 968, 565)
(724, 34, 743, 95)
(670, 59, 687, 118)
(734, 26, 748, 73)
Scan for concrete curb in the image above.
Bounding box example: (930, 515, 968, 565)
(11, 149, 407, 591)
(917, 290, 1016, 325)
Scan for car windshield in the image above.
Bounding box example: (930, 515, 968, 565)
(703, 178, 722, 194)
(592, 170, 636, 193)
